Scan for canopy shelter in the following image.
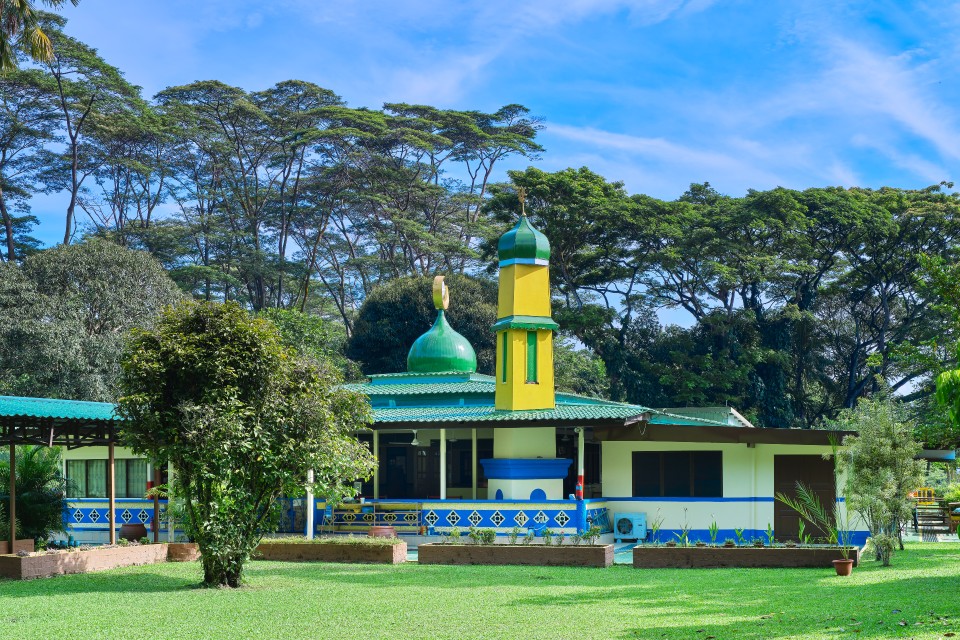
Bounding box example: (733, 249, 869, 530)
(0, 396, 126, 546)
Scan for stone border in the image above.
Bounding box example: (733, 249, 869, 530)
(255, 541, 407, 564)
(632, 545, 861, 569)
(0, 544, 168, 580)
(417, 543, 613, 567)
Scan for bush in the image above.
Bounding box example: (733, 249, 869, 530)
(942, 483, 960, 503)
(0, 446, 67, 542)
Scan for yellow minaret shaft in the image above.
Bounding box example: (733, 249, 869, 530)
(493, 214, 557, 411)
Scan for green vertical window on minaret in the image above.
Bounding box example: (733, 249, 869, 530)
(501, 332, 508, 383)
(526, 331, 538, 383)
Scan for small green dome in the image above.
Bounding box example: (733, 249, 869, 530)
(407, 310, 477, 373)
(498, 215, 550, 264)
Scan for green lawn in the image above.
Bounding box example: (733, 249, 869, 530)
(1, 543, 958, 640)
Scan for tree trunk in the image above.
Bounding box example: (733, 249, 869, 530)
(0, 187, 15, 261)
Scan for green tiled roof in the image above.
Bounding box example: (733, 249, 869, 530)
(371, 404, 650, 424)
(344, 381, 496, 396)
(491, 315, 559, 332)
(0, 396, 121, 422)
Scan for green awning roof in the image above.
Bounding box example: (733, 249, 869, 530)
(0, 396, 121, 422)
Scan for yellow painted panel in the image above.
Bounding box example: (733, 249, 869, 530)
(497, 264, 551, 317)
(495, 329, 555, 410)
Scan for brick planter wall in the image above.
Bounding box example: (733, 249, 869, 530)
(418, 543, 614, 568)
(0, 544, 169, 580)
(632, 545, 861, 569)
(255, 541, 407, 564)
(0, 539, 35, 554)
(167, 543, 201, 562)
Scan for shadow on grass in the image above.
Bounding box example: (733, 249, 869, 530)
(0, 566, 204, 597)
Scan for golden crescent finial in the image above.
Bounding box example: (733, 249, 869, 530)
(433, 275, 449, 310)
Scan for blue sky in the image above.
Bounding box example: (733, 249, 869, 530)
(32, 0, 960, 243)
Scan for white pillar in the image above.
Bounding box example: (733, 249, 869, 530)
(577, 428, 585, 480)
(440, 428, 447, 500)
(107, 443, 116, 545)
(471, 428, 478, 500)
(372, 430, 380, 499)
(167, 461, 174, 542)
(305, 469, 315, 540)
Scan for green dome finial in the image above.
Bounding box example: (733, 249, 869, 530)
(407, 281, 477, 373)
(498, 215, 550, 265)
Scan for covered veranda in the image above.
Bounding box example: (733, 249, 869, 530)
(0, 395, 158, 547)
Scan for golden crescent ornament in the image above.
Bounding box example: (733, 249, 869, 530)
(433, 276, 449, 310)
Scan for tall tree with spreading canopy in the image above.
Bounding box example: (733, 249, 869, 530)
(119, 301, 376, 587)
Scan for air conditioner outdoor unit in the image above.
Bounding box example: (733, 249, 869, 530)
(614, 512, 647, 543)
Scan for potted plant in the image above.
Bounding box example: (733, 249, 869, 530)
(776, 483, 854, 576)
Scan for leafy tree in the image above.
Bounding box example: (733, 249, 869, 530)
(259, 307, 360, 380)
(554, 336, 609, 397)
(0, 238, 181, 400)
(0, 68, 60, 261)
(38, 15, 143, 244)
(0, 445, 67, 541)
(0, 1, 78, 71)
(347, 274, 497, 375)
(833, 396, 924, 563)
(118, 301, 375, 587)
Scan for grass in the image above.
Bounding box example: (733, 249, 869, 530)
(0, 542, 958, 639)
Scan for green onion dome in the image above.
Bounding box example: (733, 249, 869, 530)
(498, 215, 550, 265)
(407, 310, 477, 373)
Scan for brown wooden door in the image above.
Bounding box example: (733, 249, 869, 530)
(773, 455, 836, 542)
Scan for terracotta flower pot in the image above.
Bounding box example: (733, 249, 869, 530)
(118, 523, 148, 542)
(368, 526, 397, 538)
(832, 559, 854, 576)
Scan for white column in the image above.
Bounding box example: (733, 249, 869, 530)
(440, 428, 447, 500)
(305, 469, 315, 540)
(167, 461, 174, 542)
(471, 428, 478, 500)
(107, 443, 116, 545)
(373, 430, 380, 499)
(577, 428, 585, 480)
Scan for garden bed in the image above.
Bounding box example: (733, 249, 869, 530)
(0, 543, 168, 580)
(632, 545, 860, 569)
(167, 542, 201, 562)
(255, 538, 407, 564)
(418, 543, 614, 567)
(0, 539, 35, 555)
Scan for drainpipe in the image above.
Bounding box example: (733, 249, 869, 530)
(440, 429, 447, 500)
(305, 469, 315, 540)
(373, 430, 379, 500)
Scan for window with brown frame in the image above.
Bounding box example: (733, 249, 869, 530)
(631, 451, 722, 497)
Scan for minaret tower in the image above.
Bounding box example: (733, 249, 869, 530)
(493, 199, 558, 410)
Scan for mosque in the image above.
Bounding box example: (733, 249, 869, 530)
(43, 214, 867, 545)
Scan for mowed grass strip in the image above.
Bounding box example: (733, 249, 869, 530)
(0, 543, 958, 639)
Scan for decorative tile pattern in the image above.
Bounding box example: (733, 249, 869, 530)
(88, 509, 101, 523)
(403, 512, 419, 523)
(120, 509, 132, 523)
(467, 510, 483, 526)
(514, 511, 529, 527)
(137, 509, 149, 523)
(73, 509, 84, 523)
(424, 510, 439, 526)
(490, 510, 505, 527)
(554, 511, 570, 527)
(383, 513, 398, 523)
(533, 510, 548, 525)
(362, 513, 375, 522)
(446, 511, 461, 527)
